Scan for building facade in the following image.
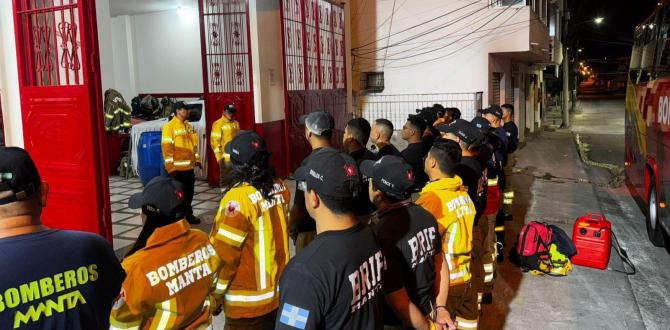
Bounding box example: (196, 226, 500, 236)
(351, 0, 564, 140)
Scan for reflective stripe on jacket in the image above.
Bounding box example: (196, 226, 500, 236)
(162, 117, 199, 173)
(110, 220, 221, 330)
(210, 116, 240, 163)
(416, 176, 476, 286)
(210, 180, 291, 319)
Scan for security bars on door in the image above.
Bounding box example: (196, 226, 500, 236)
(281, 0, 346, 91)
(15, 0, 84, 87)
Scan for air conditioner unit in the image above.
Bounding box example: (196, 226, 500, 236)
(360, 72, 384, 93)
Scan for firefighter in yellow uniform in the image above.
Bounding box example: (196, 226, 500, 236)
(210, 104, 240, 190)
(209, 131, 290, 329)
(110, 176, 222, 330)
(162, 101, 201, 224)
(416, 139, 478, 330)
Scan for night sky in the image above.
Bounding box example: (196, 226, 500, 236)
(569, 0, 660, 60)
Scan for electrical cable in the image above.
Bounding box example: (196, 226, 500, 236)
(354, 0, 501, 55)
(352, 0, 485, 51)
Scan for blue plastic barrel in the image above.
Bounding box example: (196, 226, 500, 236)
(137, 131, 167, 186)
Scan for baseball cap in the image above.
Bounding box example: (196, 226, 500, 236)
(482, 106, 503, 119)
(224, 131, 268, 166)
(300, 110, 334, 136)
(128, 176, 186, 219)
(416, 107, 438, 126)
(0, 147, 41, 205)
(174, 101, 191, 111)
(471, 116, 491, 133)
(224, 104, 237, 113)
(360, 155, 414, 200)
(294, 148, 360, 200)
(436, 119, 483, 146)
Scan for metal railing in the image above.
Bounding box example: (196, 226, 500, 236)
(358, 92, 483, 129)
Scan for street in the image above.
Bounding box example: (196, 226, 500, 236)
(482, 97, 670, 329)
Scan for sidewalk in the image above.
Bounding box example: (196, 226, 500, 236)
(481, 129, 646, 329)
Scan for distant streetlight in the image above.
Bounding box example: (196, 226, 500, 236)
(578, 48, 583, 53)
(594, 17, 604, 24)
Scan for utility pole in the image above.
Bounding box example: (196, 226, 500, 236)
(561, 1, 570, 128)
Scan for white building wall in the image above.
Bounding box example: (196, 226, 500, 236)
(110, 16, 135, 100)
(0, 0, 23, 147)
(249, 0, 286, 124)
(96, 0, 115, 94)
(130, 9, 203, 94)
(352, 1, 536, 103)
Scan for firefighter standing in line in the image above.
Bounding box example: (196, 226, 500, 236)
(211, 104, 240, 191)
(210, 131, 290, 329)
(471, 117, 502, 305)
(110, 176, 222, 329)
(289, 110, 334, 252)
(417, 139, 478, 330)
(501, 104, 519, 220)
(162, 101, 201, 224)
(481, 106, 509, 262)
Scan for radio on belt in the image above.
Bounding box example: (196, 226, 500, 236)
(571, 213, 612, 270)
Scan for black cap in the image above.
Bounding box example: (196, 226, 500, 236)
(300, 110, 334, 136)
(471, 117, 491, 134)
(416, 107, 438, 126)
(0, 147, 41, 205)
(224, 131, 268, 166)
(482, 106, 503, 119)
(224, 104, 237, 113)
(360, 156, 414, 200)
(174, 101, 191, 112)
(294, 148, 360, 199)
(436, 119, 483, 146)
(128, 176, 186, 218)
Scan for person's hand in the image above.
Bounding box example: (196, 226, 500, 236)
(435, 307, 456, 330)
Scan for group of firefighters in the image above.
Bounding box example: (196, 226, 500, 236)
(0, 101, 518, 329)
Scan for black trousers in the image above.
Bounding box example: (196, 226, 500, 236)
(173, 169, 195, 217)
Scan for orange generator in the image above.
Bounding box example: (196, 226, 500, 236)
(572, 213, 612, 270)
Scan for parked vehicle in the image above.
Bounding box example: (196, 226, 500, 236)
(625, 4, 670, 247)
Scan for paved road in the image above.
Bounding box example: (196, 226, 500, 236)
(481, 96, 670, 329)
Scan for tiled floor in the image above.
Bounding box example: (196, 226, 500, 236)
(109, 175, 222, 258)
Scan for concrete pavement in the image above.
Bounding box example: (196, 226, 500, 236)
(481, 97, 670, 329)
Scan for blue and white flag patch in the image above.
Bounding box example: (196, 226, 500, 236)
(280, 303, 310, 329)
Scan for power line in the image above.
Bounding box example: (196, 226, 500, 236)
(357, 4, 516, 62)
(353, 0, 499, 55)
(381, 0, 400, 70)
(352, 0, 484, 51)
(383, 7, 523, 69)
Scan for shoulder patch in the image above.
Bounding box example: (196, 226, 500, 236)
(224, 200, 241, 217)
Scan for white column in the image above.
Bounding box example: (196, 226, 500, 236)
(0, 1, 24, 147)
(96, 0, 116, 94)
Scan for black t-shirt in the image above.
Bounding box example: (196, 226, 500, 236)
(401, 143, 429, 191)
(371, 202, 440, 324)
(294, 148, 328, 232)
(0, 230, 125, 329)
(349, 148, 377, 216)
(503, 121, 519, 153)
(454, 156, 487, 218)
(421, 133, 437, 151)
(375, 144, 401, 160)
(277, 223, 384, 330)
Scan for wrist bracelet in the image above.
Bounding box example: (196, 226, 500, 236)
(435, 305, 448, 311)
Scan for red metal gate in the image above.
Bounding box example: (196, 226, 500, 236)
(198, 0, 255, 187)
(280, 0, 349, 173)
(12, 0, 111, 240)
